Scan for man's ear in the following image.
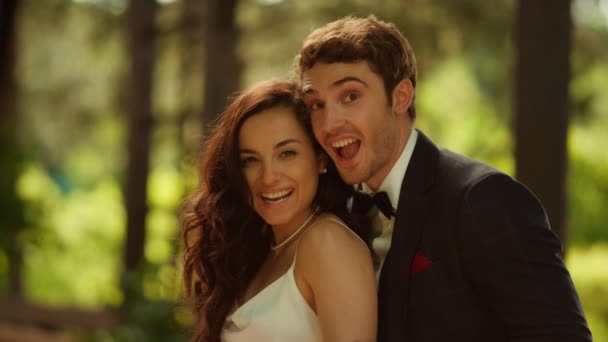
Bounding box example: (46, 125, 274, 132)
(392, 79, 414, 117)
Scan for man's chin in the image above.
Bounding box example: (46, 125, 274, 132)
(336, 168, 366, 186)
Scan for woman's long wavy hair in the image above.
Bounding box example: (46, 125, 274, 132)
(181, 80, 371, 342)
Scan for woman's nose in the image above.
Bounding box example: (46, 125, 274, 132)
(260, 162, 280, 185)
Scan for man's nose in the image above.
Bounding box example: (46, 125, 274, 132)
(322, 102, 347, 134)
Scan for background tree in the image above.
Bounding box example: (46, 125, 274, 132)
(0, 0, 25, 300)
(514, 0, 572, 248)
(202, 0, 240, 129)
(123, 0, 158, 279)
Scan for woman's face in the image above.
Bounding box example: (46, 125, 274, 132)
(238, 106, 326, 231)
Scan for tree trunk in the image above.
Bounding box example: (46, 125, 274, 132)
(0, 0, 24, 299)
(123, 0, 157, 274)
(178, 0, 204, 147)
(514, 0, 572, 249)
(202, 0, 240, 130)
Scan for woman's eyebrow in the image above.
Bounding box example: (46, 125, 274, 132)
(238, 139, 303, 154)
(275, 138, 303, 149)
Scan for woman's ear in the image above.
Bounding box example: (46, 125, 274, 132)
(317, 152, 328, 174)
(392, 79, 414, 118)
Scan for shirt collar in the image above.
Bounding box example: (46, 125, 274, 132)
(361, 128, 418, 209)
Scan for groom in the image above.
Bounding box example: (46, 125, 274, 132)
(295, 15, 591, 341)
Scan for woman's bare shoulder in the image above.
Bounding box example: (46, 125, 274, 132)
(302, 212, 358, 240)
(297, 212, 371, 266)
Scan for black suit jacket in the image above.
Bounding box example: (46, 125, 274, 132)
(375, 130, 591, 341)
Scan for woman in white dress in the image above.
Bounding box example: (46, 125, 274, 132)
(181, 80, 377, 342)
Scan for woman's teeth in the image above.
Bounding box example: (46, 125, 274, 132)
(261, 190, 292, 202)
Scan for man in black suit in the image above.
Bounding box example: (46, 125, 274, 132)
(296, 15, 591, 341)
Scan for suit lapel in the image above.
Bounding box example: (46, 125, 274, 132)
(378, 130, 438, 339)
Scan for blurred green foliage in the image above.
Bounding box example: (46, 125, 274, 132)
(1, 0, 606, 340)
(568, 245, 608, 342)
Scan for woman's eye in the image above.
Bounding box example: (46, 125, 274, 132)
(344, 92, 359, 103)
(280, 150, 297, 159)
(241, 157, 257, 167)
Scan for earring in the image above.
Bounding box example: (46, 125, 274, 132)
(320, 168, 327, 174)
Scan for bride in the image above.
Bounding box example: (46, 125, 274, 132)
(181, 80, 377, 342)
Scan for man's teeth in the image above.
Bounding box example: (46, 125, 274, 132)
(331, 138, 357, 148)
(262, 190, 292, 201)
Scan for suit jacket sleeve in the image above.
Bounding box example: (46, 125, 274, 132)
(459, 173, 592, 342)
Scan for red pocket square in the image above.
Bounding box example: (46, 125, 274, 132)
(410, 251, 433, 276)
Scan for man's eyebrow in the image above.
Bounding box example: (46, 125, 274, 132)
(302, 85, 316, 96)
(333, 76, 368, 88)
(302, 76, 369, 96)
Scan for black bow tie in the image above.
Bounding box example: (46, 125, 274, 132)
(353, 191, 395, 219)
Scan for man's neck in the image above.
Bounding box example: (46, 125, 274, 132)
(365, 126, 412, 191)
(363, 128, 418, 210)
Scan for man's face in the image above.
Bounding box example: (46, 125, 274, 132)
(301, 61, 411, 190)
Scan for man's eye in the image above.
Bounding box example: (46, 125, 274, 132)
(309, 102, 323, 111)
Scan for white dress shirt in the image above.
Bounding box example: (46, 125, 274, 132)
(361, 128, 418, 280)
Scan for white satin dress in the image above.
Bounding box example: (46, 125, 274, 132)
(221, 217, 364, 342)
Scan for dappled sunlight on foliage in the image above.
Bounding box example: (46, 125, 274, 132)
(572, 63, 608, 123)
(16, 163, 62, 206)
(148, 167, 185, 210)
(0, 251, 8, 294)
(145, 210, 177, 265)
(142, 264, 180, 302)
(17, 164, 124, 308)
(567, 244, 608, 341)
(18, 2, 126, 173)
(417, 57, 513, 174)
(13, 161, 187, 309)
(569, 60, 608, 245)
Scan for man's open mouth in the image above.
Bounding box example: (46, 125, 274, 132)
(331, 138, 361, 160)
